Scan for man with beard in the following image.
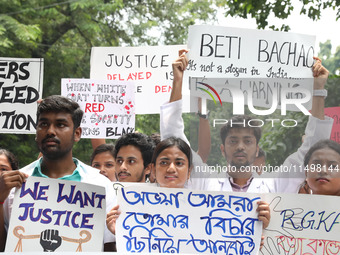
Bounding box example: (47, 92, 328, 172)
(114, 133, 155, 183)
(0, 95, 116, 251)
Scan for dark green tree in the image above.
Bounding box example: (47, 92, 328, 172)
(0, 0, 217, 165)
(216, 0, 340, 31)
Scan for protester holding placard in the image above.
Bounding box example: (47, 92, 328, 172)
(106, 136, 192, 235)
(262, 141, 340, 253)
(0, 95, 116, 251)
(91, 143, 117, 182)
(114, 132, 155, 183)
(106, 136, 271, 251)
(0, 148, 19, 172)
(160, 50, 333, 195)
(269, 57, 334, 193)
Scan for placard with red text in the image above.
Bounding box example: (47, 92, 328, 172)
(61, 79, 135, 139)
(90, 45, 190, 114)
(261, 193, 340, 255)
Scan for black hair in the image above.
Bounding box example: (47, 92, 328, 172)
(220, 115, 262, 145)
(114, 133, 155, 168)
(152, 137, 192, 169)
(90, 144, 115, 164)
(0, 148, 19, 170)
(37, 95, 84, 129)
(304, 139, 340, 167)
(150, 133, 161, 146)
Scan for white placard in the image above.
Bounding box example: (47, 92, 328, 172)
(187, 25, 315, 79)
(61, 78, 135, 139)
(0, 57, 43, 134)
(261, 193, 340, 255)
(116, 186, 262, 254)
(90, 45, 190, 114)
(186, 26, 316, 114)
(6, 177, 106, 252)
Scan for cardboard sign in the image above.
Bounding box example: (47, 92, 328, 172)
(61, 78, 135, 139)
(90, 45, 190, 114)
(187, 25, 315, 79)
(261, 193, 340, 255)
(0, 57, 43, 134)
(116, 186, 262, 254)
(5, 177, 106, 252)
(324, 107, 340, 143)
(186, 26, 316, 113)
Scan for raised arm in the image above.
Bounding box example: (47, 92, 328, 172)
(311, 56, 328, 119)
(274, 58, 333, 193)
(160, 49, 190, 143)
(160, 50, 212, 187)
(169, 49, 188, 102)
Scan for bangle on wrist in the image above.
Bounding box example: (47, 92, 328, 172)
(313, 89, 327, 98)
(0, 201, 5, 205)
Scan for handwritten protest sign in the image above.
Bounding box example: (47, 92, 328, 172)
(187, 26, 315, 113)
(187, 25, 315, 79)
(116, 186, 262, 254)
(325, 107, 340, 143)
(0, 57, 43, 134)
(261, 193, 340, 255)
(61, 78, 135, 139)
(90, 45, 190, 114)
(5, 176, 106, 252)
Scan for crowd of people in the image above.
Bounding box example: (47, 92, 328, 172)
(0, 49, 339, 253)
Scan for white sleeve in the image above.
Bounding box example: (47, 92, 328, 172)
(274, 115, 334, 193)
(160, 99, 190, 145)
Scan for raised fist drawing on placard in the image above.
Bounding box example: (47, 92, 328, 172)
(40, 229, 62, 252)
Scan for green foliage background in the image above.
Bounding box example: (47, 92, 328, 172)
(0, 0, 339, 167)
